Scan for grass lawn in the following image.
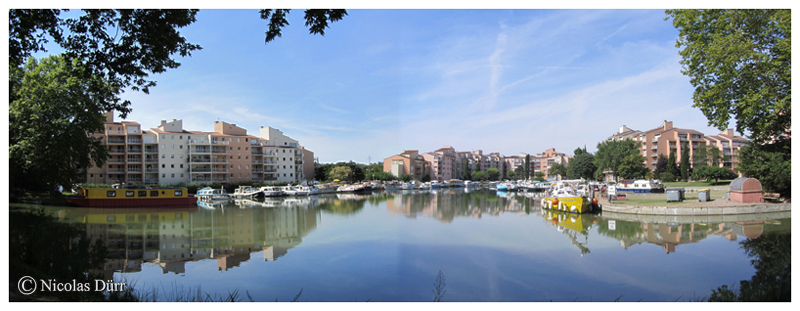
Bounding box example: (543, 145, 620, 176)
(662, 180, 733, 188)
(613, 189, 729, 206)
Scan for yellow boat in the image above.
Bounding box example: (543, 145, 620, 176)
(541, 180, 595, 213)
(66, 186, 197, 208)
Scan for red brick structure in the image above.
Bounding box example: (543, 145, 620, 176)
(730, 178, 763, 203)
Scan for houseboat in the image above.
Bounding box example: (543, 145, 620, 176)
(232, 186, 262, 198)
(66, 186, 197, 207)
(260, 186, 285, 197)
(616, 179, 665, 193)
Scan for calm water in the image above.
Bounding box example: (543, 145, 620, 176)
(24, 189, 791, 301)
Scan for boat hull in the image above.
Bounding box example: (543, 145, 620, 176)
(66, 197, 198, 208)
(541, 196, 592, 213)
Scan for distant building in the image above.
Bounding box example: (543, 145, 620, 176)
(605, 120, 749, 174)
(383, 150, 430, 180)
(85, 112, 310, 185)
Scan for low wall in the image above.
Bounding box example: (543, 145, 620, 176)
(601, 210, 791, 224)
(600, 203, 791, 216)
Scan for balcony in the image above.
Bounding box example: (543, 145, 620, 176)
(127, 167, 142, 173)
(127, 138, 142, 144)
(107, 139, 126, 144)
(264, 168, 277, 173)
(251, 177, 263, 181)
(109, 149, 126, 154)
(127, 148, 142, 153)
(211, 140, 229, 145)
(252, 160, 263, 164)
(126, 178, 142, 183)
(212, 168, 229, 172)
(191, 178, 212, 183)
(191, 168, 212, 172)
(144, 148, 158, 153)
(211, 158, 228, 163)
(251, 150, 263, 155)
(211, 178, 228, 182)
(190, 158, 211, 163)
(145, 168, 159, 173)
(211, 148, 227, 154)
(252, 169, 263, 173)
(190, 147, 210, 154)
(144, 158, 158, 163)
(107, 158, 126, 163)
(107, 168, 125, 173)
(188, 139, 210, 145)
(144, 178, 159, 184)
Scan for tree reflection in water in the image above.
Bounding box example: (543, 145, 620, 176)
(710, 232, 791, 302)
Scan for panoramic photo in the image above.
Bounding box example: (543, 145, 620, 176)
(6, 7, 791, 303)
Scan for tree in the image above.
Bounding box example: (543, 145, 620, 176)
(667, 149, 680, 181)
(694, 166, 737, 184)
(486, 168, 500, 181)
(366, 171, 394, 181)
(709, 233, 790, 301)
(654, 154, 669, 180)
(524, 154, 531, 180)
(9, 56, 120, 193)
(737, 141, 791, 197)
(514, 165, 525, 180)
(506, 170, 516, 180)
(327, 166, 353, 182)
(617, 154, 649, 180)
(693, 144, 723, 168)
(534, 172, 545, 182)
(666, 9, 790, 144)
(471, 171, 487, 181)
(568, 150, 596, 180)
(421, 174, 431, 183)
(549, 163, 568, 179)
(260, 9, 347, 43)
(398, 174, 413, 182)
(593, 139, 640, 181)
(680, 143, 691, 181)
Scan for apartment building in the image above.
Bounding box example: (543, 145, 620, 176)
(85, 113, 309, 186)
(606, 121, 749, 172)
(383, 150, 430, 180)
(422, 146, 458, 181)
(533, 148, 570, 180)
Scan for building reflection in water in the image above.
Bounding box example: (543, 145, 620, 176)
(385, 189, 786, 256)
(64, 202, 320, 279)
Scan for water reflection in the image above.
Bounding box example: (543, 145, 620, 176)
(20, 189, 789, 301)
(56, 204, 319, 279)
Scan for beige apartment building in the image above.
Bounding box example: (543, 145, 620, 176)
(605, 121, 749, 173)
(85, 113, 309, 186)
(383, 150, 430, 180)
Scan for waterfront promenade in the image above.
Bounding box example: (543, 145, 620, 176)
(597, 186, 790, 216)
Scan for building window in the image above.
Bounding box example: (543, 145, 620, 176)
(162, 164, 165, 168)
(161, 145, 165, 149)
(238, 138, 241, 142)
(171, 164, 174, 168)
(126, 191, 134, 197)
(180, 145, 183, 149)
(180, 135, 183, 139)
(180, 164, 183, 168)
(180, 173, 183, 177)
(107, 191, 116, 197)
(150, 190, 158, 197)
(175, 190, 183, 196)
(162, 154, 165, 158)
(238, 147, 241, 151)
(138, 191, 147, 197)
(162, 173, 165, 177)
(171, 154, 175, 158)
(171, 173, 175, 178)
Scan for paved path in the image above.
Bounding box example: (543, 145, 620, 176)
(596, 195, 791, 216)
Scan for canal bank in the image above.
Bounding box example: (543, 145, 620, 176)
(597, 195, 791, 216)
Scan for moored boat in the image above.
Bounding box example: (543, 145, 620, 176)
(66, 186, 197, 207)
(197, 187, 230, 200)
(260, 186, 285, 197)
(541, 179, 594, 213)
(232, 186, 262, 198)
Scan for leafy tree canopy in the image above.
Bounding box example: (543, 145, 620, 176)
(568, 151, 596, 180)
(327, 166, 354, 182)
(737, 141, 791, 197)
(666, 9, 791, 143)
(9, 55, 118, 191)
(471, 171, 487, 181)
(486, 168, 501, 181)
(593, 139, 640, 179)
(549, 162, 568, 179)
(617, 154, 650, 180)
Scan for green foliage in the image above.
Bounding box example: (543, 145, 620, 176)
(661, 172, 677, 183)
(486, 168, 500, 181)
(534, 172, 545, 182)
(594, 139, 640, 179)
(328, 166, 354, 182)
(567, 151, 596, 180)
(666, 9, 791, 144)
(736, 140, 791, 197)
(694, 166, 738, 184)
(10, 208, 108, 301)
(260, 9, 347, 43)
(549, 162, 568, 179)
(471, 171, 487, 181)
(693, 144, 723, 167)
(709, 233, 791, 301)
(9, 55, 118, 193)
(654, 154, 668, 180)
(667, 149, 680, 179)
(680, 143, 691, 181)
(399, 174, 413, 182)
(421, 174, 432, 183)
(9, 9, 201, 95)
(617, 154, 649, 179)
(524, 155, 531, 180)
(506, 170, 516, 180)
(366, 171, 394, 181)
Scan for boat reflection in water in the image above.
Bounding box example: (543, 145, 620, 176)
(540, 209, 594, 256)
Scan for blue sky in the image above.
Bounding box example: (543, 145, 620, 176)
(29, 8, 736, 163)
